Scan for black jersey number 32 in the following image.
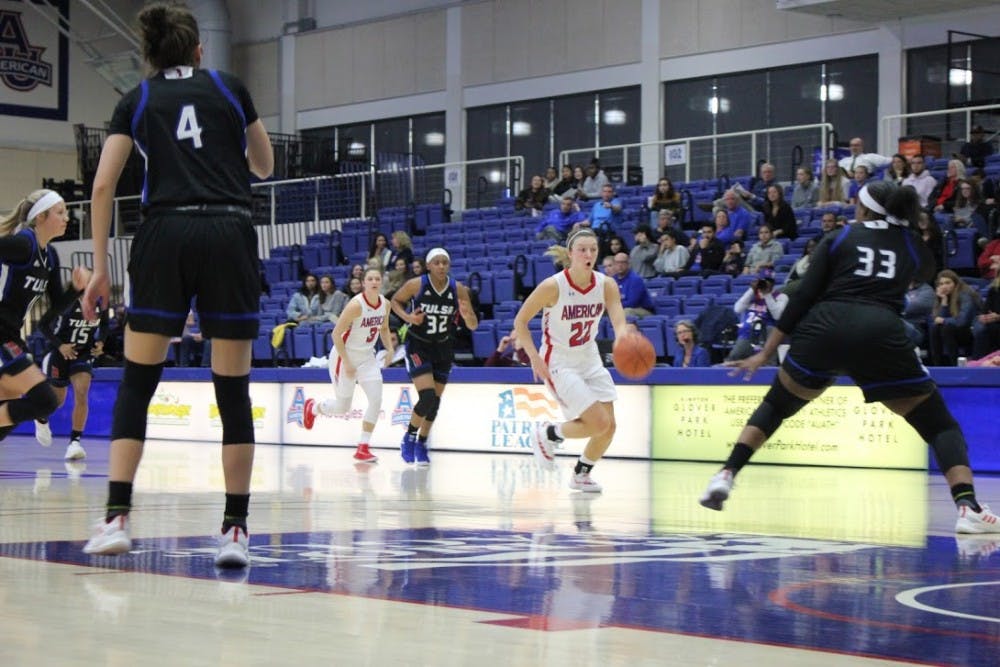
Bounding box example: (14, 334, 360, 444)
(176, 105, 204, 148)
(854, 246, 897, 279)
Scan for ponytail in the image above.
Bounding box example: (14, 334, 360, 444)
(545, 245, 569, 268)
(0, 189, 57, 237)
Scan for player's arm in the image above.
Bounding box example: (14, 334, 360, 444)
(775, 232, 836, 334)
(390, 277, 423, 325)
(0, 234, 33, 265)
(456, 283, 479, 331)
(246, 119, 274, 180)
(84, 133, 133, 320)
(513, 278, 558, 381)
(604, 278, 632, 340)
(378, 308, 394, 368)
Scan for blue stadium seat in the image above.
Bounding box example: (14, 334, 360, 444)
(472, 321, 498, 359)
(653, 295, 681, 317)
(637, 318, 666, 358)
(292, 325, 315, 360)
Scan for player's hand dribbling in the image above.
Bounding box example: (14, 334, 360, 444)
(82, 270, 110, 321)
(724, 351, 768, 381)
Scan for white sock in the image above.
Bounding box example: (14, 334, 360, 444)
(579, 454, 597, 466)
(358, 431, 372, 445)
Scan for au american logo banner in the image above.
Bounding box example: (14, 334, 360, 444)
(0, 0, 68, 120)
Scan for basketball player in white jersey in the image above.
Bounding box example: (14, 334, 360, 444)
(303, 267, 394, 462)
(514, 228, 631, 492)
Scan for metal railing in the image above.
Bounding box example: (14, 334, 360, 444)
(880, 103, 1000, 162)
(558, 123, 835, 184)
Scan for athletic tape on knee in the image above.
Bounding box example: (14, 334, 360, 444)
(6, 382, 59, 424)
(746, 379, 809, 438)
(359, 378, 382, 424)
(111, 361, 165, 441)
(213, 373, 255, 445)
(413, 387, 437, 418)
(905, 390, 968, 471)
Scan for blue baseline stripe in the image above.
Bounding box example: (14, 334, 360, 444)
(859, 373, 933, 391)
(784, 352, 836, 379)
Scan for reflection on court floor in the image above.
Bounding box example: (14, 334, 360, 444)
(1, 437, 997, 666)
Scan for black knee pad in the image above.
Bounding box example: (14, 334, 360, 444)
(413, 388, 438, 419)
(111, 361, 164, 441)
(746, 379, 810, 438)
(7, 382, 59, 424)
(905, 390, 968, 472)
(424, 392, 442, 422)
(213, 373, 255, 445)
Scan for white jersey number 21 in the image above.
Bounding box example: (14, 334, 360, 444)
(176, 105, 204, 148)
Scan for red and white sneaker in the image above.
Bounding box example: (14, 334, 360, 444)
(83, 515, 131, 555)
(353, 444, 378, 463)
(302, 398, 316, 430)
(569, 472, 602, 493)
(532, 422, 559, 471)
(214, 525, 250, 568)
(955, 504, 1000, 534)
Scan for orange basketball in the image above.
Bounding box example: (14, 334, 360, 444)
(612, 331, 656, 380)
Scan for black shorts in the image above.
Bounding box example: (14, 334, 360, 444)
(0, 337, 33, 378)
(127, 209, 260, 340)
(41, 350, 94, 388)
(404, 336, 453, 384)
(782, 301, 936, 403)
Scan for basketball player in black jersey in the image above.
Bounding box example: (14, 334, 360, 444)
(81, 3, 274, 564)
(0, 189, 65, 441)
(699, 181, 999, 534)
(390, 247, 478, 465)
(34, 267, 107, 461)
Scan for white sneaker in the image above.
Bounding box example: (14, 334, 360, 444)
(83, 515, 132, 555)
(214, 526, 250, 568)
(532, 422, 560, 471)
(955, 504, 1000, 534)
(568, 472, 602, 493)
(65, 439, 86, 461)
(35, 420, 52, 447)
(699, 469, 734, 511)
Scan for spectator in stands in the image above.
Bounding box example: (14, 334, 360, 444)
(484, 331, 530, 367)
(790, 167, 819, 209)
(316, 274, 347, 322)
(652, 208, 688, 246)
(376, 328, 406, 368)
(883, 153, 911, 185)
(978, 233, 1000, 279)
(653, 231, 689, 277)
(586, 184, 623, 235)
(930, 159, 966, 213)
(838, 137, 890, 176)
(762, 184, 797, 240)
(382, 258, 412, 300)
(781, 237, 819, 298)
(720, 240, 745, 277)
(601, 255, 615, 275)
(411, 258, 425, 277)
(176, 310, 208, 368)
(647, 178, 682, 221)
(542, 166, 560, 191)
(950, 179, 991, 237)
(350, 263, 365, 281)
(535, 194, 585, 241)
(514, 174, 549, 215)
(629, 224, 658, 278)
(684, 223, 725, 277)
(972, 262, 1000, 360)
(713, 193, 751, 244)
(917, 212, 945, 276)
(673, 320, 710, 368)
(903, 154, 937, 208)
(847, 164, 873, 205)
(581, 160, 610, 200)
(818, 210, 838, 234)
(613, 252, 653, 318)
(286, 273, 320, 323)
(598, 233, 626, 264)
(570, 165, 588, 201)
(368, 233, 391, 272)
(388, 231, 414, 270)
(960, 125, 994, 169)
(746, 162, 778, 210)
(817, 157, 850, 206)
(549, 165, 577, 202)
(743, 224, 784, 274)
(726, 268, 788, 365)
(928, 269, 980, 366)
(903, 279, 936, 347)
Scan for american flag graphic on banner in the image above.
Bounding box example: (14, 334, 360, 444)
(497, 387, 558, 421)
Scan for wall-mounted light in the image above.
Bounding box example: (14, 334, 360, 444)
(820, 84, 844, 101)
(487, 170, 503, 183)
(347, 141, 366, 156)
(424, 132, 445, 146)
(512, 121, 532, 136)
(603, 109, 627, 125)
(949, 68, 972, 86)
(708, 96, 730, 114)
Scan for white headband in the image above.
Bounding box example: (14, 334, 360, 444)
(858, 185, 886, 216)
(26, 191, 64, 224)
(426, 247, 449, 263)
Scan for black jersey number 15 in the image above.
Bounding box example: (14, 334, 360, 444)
(176, 105, 204, 149)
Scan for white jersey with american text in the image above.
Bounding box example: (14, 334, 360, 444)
(340, 293, 387, 353)
(540, 269, 607, 365)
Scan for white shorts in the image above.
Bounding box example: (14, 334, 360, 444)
(546, 354, 617, 421)
(329, 347, 381, 399)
